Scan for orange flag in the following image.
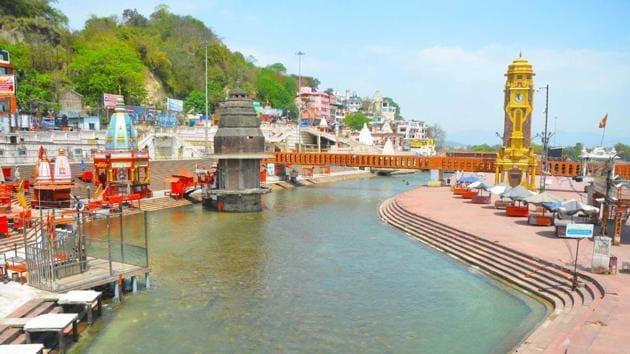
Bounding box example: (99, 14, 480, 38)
(598, 113, 608, 128)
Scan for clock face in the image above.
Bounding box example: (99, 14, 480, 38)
(514, 93, 524, 103)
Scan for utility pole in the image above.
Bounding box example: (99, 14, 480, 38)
(204, 39, 209, 156)
(540, 84, 550, 192)
(296, 51, 305, 152)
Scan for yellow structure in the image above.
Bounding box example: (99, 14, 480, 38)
(495, 55, 538, 190)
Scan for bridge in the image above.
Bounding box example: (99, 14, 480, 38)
(270, 152, 630, 179)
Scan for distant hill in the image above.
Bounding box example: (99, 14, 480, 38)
(0, 1, 314, 121)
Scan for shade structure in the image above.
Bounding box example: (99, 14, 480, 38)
(469, 181, 493, 191)
(558, 200, 600, 216)
(500, 186, 535, 201)
(467, 181, 482, 189)
(524, 191, 564, 205)
(489, 183, 510, 195)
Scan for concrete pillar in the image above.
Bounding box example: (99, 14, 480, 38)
(113, 280, 121, 303)
(145, 272, 151, 289)
(131, 276, 138, 293)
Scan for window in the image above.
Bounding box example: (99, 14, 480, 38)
(89, 123, 95, 130)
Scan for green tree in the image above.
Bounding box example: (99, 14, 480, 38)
(614, 143, 630, 161)
(184, 89, 206, 114)
(0, 0, 68, 26)
(344, 112, 371, 130)
(70, 39, 147, 105)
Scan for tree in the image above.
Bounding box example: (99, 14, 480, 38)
(383, 97, 403, 120)
(427, 124, 446, 151)
(122, 8, 148, 27)
(70, 39, 147, 106)
(344, 112, 371, 131)
(266, 63, 286, 74)
(469, 144, 501, 152)
(184, 89, 206, 114)
(1, 0, 68, 26)
(614, 143, 630, 161)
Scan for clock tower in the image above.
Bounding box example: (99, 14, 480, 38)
(495, 55, 538, 190)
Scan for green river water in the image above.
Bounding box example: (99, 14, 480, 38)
(71, 173, 547, 353)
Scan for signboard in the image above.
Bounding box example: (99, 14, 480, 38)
(565, 223, 594, 238)
(167, 98, 183, 112)
(0, 75, 15, 94)
(104, 93, 123, 109)
(430, 169, 439, 181)
(266, 163, 275, 177)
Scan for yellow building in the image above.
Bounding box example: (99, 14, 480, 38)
(495, 55, 538, 190)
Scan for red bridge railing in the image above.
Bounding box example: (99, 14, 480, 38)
(270, 152, 630, 179)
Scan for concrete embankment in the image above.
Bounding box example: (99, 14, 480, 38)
(381, 181, 630, 353)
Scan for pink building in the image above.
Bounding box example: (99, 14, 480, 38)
(297, 87, 335, 123)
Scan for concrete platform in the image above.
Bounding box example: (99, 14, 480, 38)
(395, 175, 630, 353)
(51, 258, 149, 292)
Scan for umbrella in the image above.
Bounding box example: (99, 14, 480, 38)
(524, 191, 564, 204)
(489, 183, 510, 195)
(457, 176, 479, 184)
(558, 200, 600, 217)
(542, 201, 562, 212)
(500, 186, 535, 201)
(467, 181, 482, 189)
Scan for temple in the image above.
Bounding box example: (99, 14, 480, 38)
(495, 56, 538, 190)
(31, 146, 74, 208)
(203, 88, 270, 212)
(93, 98, 152, 199)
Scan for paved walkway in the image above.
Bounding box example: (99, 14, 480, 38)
(396, 175, 629, 353)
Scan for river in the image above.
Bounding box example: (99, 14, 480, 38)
(72, 173, 546, 353)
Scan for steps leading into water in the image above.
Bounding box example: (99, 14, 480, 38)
(378, 198, 604, 352)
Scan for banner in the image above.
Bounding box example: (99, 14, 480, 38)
(167, 98, 183, 112)
(0, 75, 15, 95)
(104, 93, 123, 109)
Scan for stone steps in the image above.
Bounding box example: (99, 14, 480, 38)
(378, 197, 605, 352)
(379, 201, 573, 311)
(385, 200, 593, 309)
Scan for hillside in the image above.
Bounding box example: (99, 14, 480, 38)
(0, 1, 309, 119)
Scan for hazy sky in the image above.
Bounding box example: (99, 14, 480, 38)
(56, 0, 630, 146)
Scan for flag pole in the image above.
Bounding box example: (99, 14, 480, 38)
(600, 124, 606, 147)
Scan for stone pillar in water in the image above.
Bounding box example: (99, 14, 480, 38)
(203, 88, 270, 212)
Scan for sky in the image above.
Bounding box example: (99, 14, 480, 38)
(56, 0, 630, 146)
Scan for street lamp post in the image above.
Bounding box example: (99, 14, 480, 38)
(296, 51, 305, 152)
(539, 84, 550, 192)
(204, 39, 209, 156)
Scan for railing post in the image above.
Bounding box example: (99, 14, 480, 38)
(144, 211, 149, 268)
(119, 210, 124, 264)
(107, 214, 113, 276)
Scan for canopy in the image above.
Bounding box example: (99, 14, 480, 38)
(489, 183, 510, 195)
(524, 191, 564, 205)
(457, 176, 479, 184)
(468, 181, 493, 191)
(467, 181, 482, 189)
(500, 186, 535, 201)
(542, 201, 562, 212)
(558, 200, 600, 216)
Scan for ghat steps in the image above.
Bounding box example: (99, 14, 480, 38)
(378, 198, 604, 352)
